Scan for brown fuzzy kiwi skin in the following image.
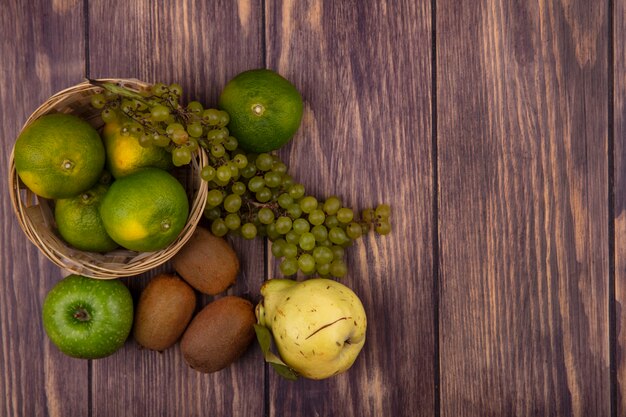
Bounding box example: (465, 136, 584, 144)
(172, 227, 239, 295)
(180, 296, 256, 373)
(133, 273, 196, 351)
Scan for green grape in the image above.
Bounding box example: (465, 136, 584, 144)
(313, 246, 334, 265)
(318, 239, 333, 247)
(324, 215, 339, 228)
(101, 108, 117, 123)
(212, 177, 230, 187)
(264, 171, 282, 188)
(329, 259, 348, 278)
(153, 134, 171, 147)
(206, 189, 225, 207)
(300, 196, 318, 213)
(275, 216, 293, 234)
(229, 163, 240, 178)
(281, 174, 295, 189)
(241, 223, 258, 239)
(316, 262, 331, 276)
(187, 122, 204, 138)
(256, 187, 272, 203)
(277, 193, 293, 209)
(185, 137, 199, 152)
(172, 146, 192, 166)
(288, 183, 305, 200)
(202, 108, 221, 125)
(323, 196, 342, 215)
(90, 93, 106, 109)
(298, 232, 316, 251)
(224, 213, 241, 230)
(224, 136, 238, 151)
(248, 176, 265, 192)
(223, 194, 242, 213)
(138, 134, 153, 148)
(232, 154, 248, 169)
(280, 258, 298, 276)
(271, 161, 288, 175)
(329, 227, 348, 245)
(337, 207, 354, 224)
(375, 204, 391, 220)
(169, 83, 183, 96)
(187, 101, 204, 114)
(217, 110, 230, 127)
(285, 230, 300, 245)
(204, 206, 221, 220)
(361, 208, 376, 223)
(311, 224, 328, 242)
(166, 123, 185, 135)
(360, 222, 371, 234)
(211, 143, 226, 157)
(308, 209, 325, 226)
(346, 222, 363, 239)
(282, 243, 298, 259)
(266, 223, 281, 240)
(216, 165, 232, 182)
(207, 129, 224, 142)
(287, 203, 302, 219)
(271, 239, 287, 257)
(298, 254, 316, 274)
(241, 163, 257, 178)
(292, 218, 310, 234)
(214, 127, 229, 141)
(375, 220, 391, 235)
(120, 125, 131, 136)
(120, 100, 134, 113)
(151, 82, 168, 96)
(256, 153, 273, 171)
(201, 165, 216, 182)
(150, 104, 170, 121)
(232, 181, 246, 195)
(129, 123, 143, 135)
(211, 218, 228, 237)
(331, 245, 345, 260)
(258, 207, 275, 225)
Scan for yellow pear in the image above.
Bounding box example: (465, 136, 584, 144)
(256, 278, 367, 379)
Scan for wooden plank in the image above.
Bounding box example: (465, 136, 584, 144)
(614, 0, 626, 414)
(88, 1, 266, 416)
(437, 1, 609, 415)
(266, 0, 434, 415)
(1, 1, 89, 417)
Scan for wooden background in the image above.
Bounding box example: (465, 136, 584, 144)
(0, 0, 621, 416)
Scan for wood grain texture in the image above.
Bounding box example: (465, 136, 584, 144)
(0, 1, 89, 417)
(615, 0, 626, 414)
(266, 0, 434, 415)
(437, 1, 609, 416)
(88, 1, 266, 416)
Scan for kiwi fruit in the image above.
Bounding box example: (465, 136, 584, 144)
(180, 296, 256, 373)
(133, 273, 196, 351)
(172, 226, 239, 295)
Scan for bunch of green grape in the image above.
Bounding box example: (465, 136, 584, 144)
(89, 80, 232, 168)
(90, 80, 391, 278)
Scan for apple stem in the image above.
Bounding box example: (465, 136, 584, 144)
(73, 307, 91, 322)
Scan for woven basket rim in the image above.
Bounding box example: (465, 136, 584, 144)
(9, 78, 208, 279)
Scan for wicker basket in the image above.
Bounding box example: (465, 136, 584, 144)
(9, 79, 208, 279)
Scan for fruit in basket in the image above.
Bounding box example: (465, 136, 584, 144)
(255, 278, 367, 380)
(42, 274, 133, 359)
(218, 69, 303, 153)
(133, 273, 196, 351)
(99, 168, 189, 252)
(14, 113, 105, 199)
(181, 296, 256, 373)
(102, 120, 173, 178)
(54, 183, 118, 252)
(172, 226, 239, 295)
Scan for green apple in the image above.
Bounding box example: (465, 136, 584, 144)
(256, 278, 367, 379)
(42, 274, 133, 359)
